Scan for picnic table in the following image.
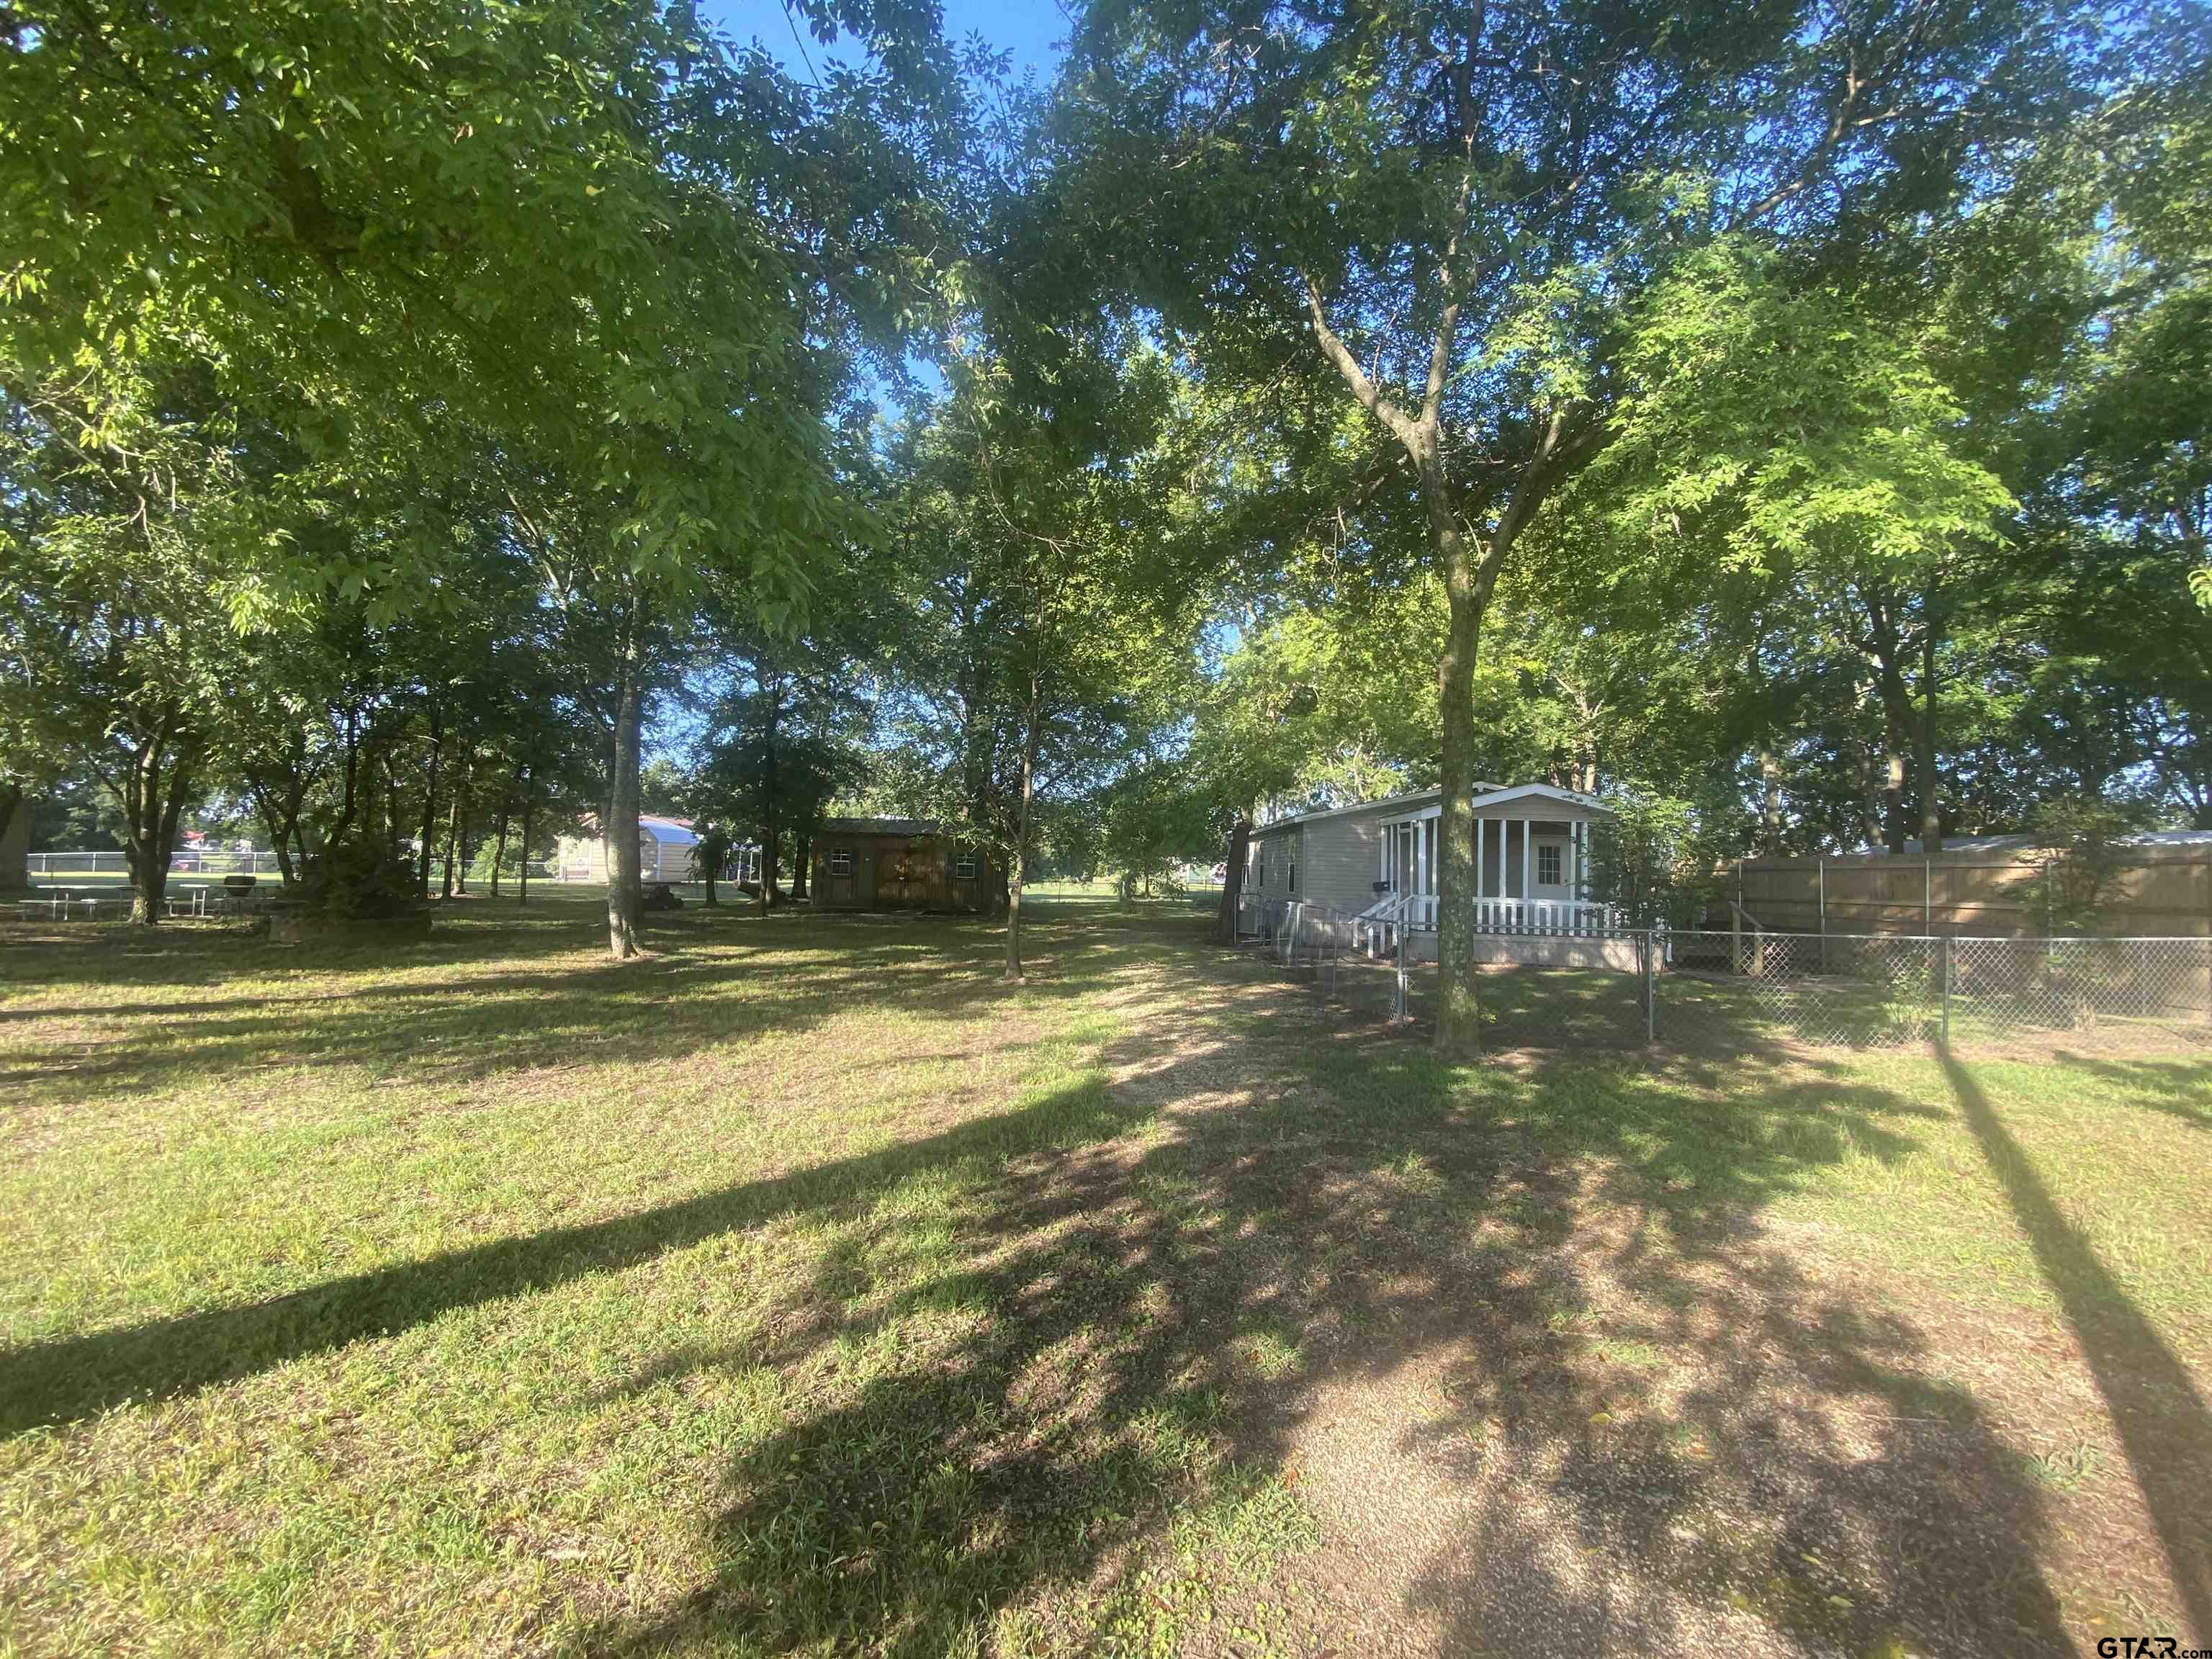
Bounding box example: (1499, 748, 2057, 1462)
(17, 888, 114, 921)
(16, 876, 296, 923)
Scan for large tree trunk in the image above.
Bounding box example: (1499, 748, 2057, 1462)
(606, 658, 645, 958)
(490, 803, 509, 899)
(248, 729, 310, 888)
(1860, 750, 1887, 850)
(152, 750, 194, 922)
(451, 747, 474, 894)
(757, 810, 777, 913)
(417, 704, 443, 900)
(1212, 814, 1252, 943)
(791, 809, 811, 899)
(0, 786, 21, 897)
(758, 808, 777, 912)
(1916, 586, 1942, 855)
(381, 748, 405, 852)
(117, 718, 197, 927)
(325, 710, 361, 852)
(1004, 675, 1043, 981)
(1883, 751, 1910, 854)
(518, 775, 534, 907)
(1432, 508, 1486, 1053)
(1301, 263, 1596, 1053)
(441, 784, 461, 899)
(120, 735, 165, 927)
(757, 698, 781, 913)
(1758, 750, 1784, 852)
(1858, 581, 1923, 855)
(253, 789, 300, 889)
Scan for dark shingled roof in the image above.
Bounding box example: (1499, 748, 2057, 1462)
(817, 817, 943, 837)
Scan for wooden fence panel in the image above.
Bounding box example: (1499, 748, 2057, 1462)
(1726, 846, 2212, 938)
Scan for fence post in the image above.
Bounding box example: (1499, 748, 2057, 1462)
(1645, 930, 1657, 1044)
(1393, 914, 1408, 1023)
(1940, 935, 1951, 1052)
(1817, 857, 1827, 971)
(1924, 857, 1932, 935)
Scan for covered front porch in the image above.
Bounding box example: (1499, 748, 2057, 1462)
(1359, 785, 1624, 948)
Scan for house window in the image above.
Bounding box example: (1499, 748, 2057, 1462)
(1287, 854, 1298, 894)
(1256, 849, 1268, 889)
(1537, 843, 1563, 886)
(827, 849, 855, 877)
(952, 856, 977, 880)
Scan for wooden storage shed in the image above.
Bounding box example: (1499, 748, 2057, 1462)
(810, 817, 994, 912)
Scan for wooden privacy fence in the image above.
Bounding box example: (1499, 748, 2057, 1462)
(1725, 845, 2212, 938)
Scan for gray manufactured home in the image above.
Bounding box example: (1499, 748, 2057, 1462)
(1244, 783, 1633, 967)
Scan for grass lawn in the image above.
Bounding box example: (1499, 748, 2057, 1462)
(1, 894, 2207, 1658)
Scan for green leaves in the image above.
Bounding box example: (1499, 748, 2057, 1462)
(1599, 238, 2013, 580)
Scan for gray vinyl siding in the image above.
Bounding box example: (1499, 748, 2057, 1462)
(1300, 812, 1387, 913)
(1249, 790, 1607, 913)
(1247, 825, 1291, 899)
(1251, 810, 1388, 915)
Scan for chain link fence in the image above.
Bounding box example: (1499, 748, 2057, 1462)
(1235, 894, 1657, 1048)
(1234, 901, 2212, 1056)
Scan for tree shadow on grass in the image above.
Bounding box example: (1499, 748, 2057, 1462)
(1942, 1051, 2212, 1645)
(2049, 1052, 2212, 1131)
(565, 985, 2070, 1657)
(0, 907, 1169, 1106)
(0, 912, 2113, 1655)
(0, 1054, 1161, 1437)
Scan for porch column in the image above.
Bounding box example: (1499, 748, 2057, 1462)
(1521, 818, 1533, 908)
(1572, 821, 1584, 932)
(1474, 817, 1485, 904)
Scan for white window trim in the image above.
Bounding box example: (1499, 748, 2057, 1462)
(827, 849, 855, 876)
(952, 856, 977, 880)
(1537, 842, 1563, 886)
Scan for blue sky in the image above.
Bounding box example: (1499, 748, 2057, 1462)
(703, 1, 1068, 84)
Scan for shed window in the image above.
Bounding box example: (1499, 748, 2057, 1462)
(952, 856, 977, 880)
(1537, 844, 1562, 886)
(1287, 854, 1298, 894)
(827, 848, 855, 876)
(1256, 849, 1268, 889)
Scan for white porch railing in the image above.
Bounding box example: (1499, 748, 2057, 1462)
(1266, 889, 1633, 961)
(1357, 891, 1624, 948)
(1471, 898, 1624, 936)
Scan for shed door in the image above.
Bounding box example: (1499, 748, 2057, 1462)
(881, 840, 930, 907)
(824, 843, 869, 904)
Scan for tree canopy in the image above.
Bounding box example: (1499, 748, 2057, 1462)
(3, 0, 2206, 1012)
